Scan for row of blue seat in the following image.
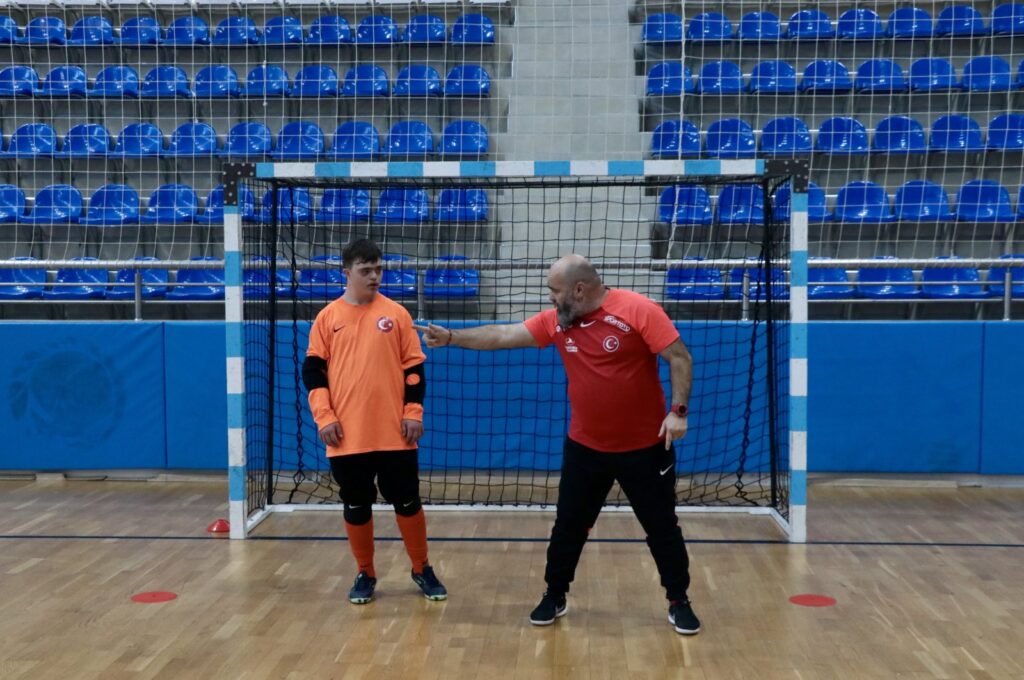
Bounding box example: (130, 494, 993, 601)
(650, 115, 1024, 158)
(0, 255, 481, 301)
(643, 7, 1024, 43)
(659, 180, 1024, 225)
(0, 184, 490, 225)
(0, 120, 488, 160)
(0, 63, 490, 99)
(0, 13, 497, 47)
(647, 57, 1024, 97)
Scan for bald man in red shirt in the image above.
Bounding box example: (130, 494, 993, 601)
(416, 254, 700, 635)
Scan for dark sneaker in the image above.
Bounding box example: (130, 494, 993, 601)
(529, 591, 568, 626)
(411, 565, 448, 601)
(348, 571, 377, 605)
(668, 599, 701, 635)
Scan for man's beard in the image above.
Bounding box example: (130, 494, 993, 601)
(556, 303, 577, 329)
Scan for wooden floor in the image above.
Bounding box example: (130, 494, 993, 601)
(1, 479, 1023, 679)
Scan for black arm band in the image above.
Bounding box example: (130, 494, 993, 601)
(404, 362, 426, 405)
(302, 356, 329, 392)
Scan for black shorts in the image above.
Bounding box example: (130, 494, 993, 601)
(328, 449, 420, 507)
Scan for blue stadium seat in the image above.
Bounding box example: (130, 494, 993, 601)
(451, 14, 496, 45)
(738, 12, 782, 41)
(686, 13, 734, 41)
(213, 16, 260, 46)
(993, 3, 1024, 34)
(79, 184, 140, 226)
(988, 113, 1024, 151)
(772, 181, 832, 222)
(786, 10, 835, 40)
(89, 65, 139, 98)
(341, 64, 389, 97)
(18, 16, 66, 45)
(909, 58, 959, 92)
(220, 121, 274, 158)
(19, 185, 83, 224)
(260, 188, 312, 224)
(665, 258, 725, 300)
(242, 65, 290, 97)
(642, 13, 684, 43)
(386, 121, 434, 158)
(263, 16, 304, 46)
(748, 60, 798, 93)
(650, 120, 701, 158)
(296, 255, 344, 300)
(307, 16, 352, 45)
(855, 59, 908, 92)
(162, 16, 210, 46)
(0, 185, 27, 222)
(961, 56, 1012, 92)
(886, 7, 934, 38)
(380, 254, 417, 299)
(988, 254, 1024, 298)
(167, 257, 224, 301)
(0, 123, 58, 158)
(356, 15, 400, 45)
(935, 6, 989, 36)
(834, 181, 895, 222)
(760, 117, 812, 155)
(800, 60, 853, 93)
(425, 256, 479, 298)
(107, 257, 168, 300)
(140, 66, 192, 98)
(141, 184, 199, 224)
(164, 122, 220, 157)
(697, 61, 744, 94)
(326, 121, 380, 160)
(0, 16, 19, 44)
(1017, 59, 1024, 88)
(440, 120, 488, 158)
(119, 17, 162, 47)
(38, 66, 88, 97)
(374, 188, 431, 223)
(922, 257, 990, 299)
(857, 258, 920, 298)
(872, 116, 927, 154)
(435, 188, 489, 222)
(291, 64, 339, 97)
(55, 124, 110, 158)
(955, 180, 1015, 221)
(194, 65, 241, 98)
(893, 180, 954, 221)
(705, 118, 756, 158)
(808, 258, 855, 299)
(243, 257, 292, 299)
(314, 188, 371, 223)
(111, 122, 164, 158)
(717, 184, 764, 225)
(394, 64, 442, 97)
(272, 121, 325, 160)
(444, 64, 491, 97)
(646, 62, 694, 96)
(929, 115, 984, 152)
(816, 117, 870, 155)
(404, 15, 447, 44)
(658, 185, 712, 225)
(197, 185, 256, 224)
(0, 257, 44, 299)
(44, 258, 106, 300)
(837, 8, 884, 40)
(67, 16, 117, 46)
(0, 65, 39, 97)
(728, 262, 788, 300)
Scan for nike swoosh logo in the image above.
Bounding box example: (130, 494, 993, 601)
(401, 501, 415, 507)
(333, 325, 344, 332)
(659, 465, 673, 476)
(580, 320, 596, 327)
(347, 504, 362, 510)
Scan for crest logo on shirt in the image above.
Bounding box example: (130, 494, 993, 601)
(603, 315, 631, 332)
(376, 316, 395, 333)
(564, 336, 579, 353)
(602, 336, 620, 352)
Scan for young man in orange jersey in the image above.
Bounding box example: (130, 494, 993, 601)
(303, 239, 447, 605)
(415, 254, 698, 635)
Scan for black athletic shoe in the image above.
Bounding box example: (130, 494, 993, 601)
(348, 571, 377, 605)
(668, 599, 701, 635)
(411, 565, 448, 601)
(529, 591, 568, 626)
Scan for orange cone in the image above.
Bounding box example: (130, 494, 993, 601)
(206, 518, 230, 537)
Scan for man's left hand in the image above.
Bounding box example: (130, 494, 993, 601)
(402, 419, 424, 444)
(658, 413, 688, 450)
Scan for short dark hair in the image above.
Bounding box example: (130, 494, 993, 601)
(342, 239, 382, 269)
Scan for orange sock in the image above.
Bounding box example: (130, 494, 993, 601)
(344, 519, 375, 578)
(395, 509, 429, 573)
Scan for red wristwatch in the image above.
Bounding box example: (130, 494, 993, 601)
(671, 403, 689, 417)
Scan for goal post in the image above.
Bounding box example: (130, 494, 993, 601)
(223, 159, 809, 543)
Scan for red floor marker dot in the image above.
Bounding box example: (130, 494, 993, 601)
(789, 594, 837, 607)
(131, 591, 178, 604)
